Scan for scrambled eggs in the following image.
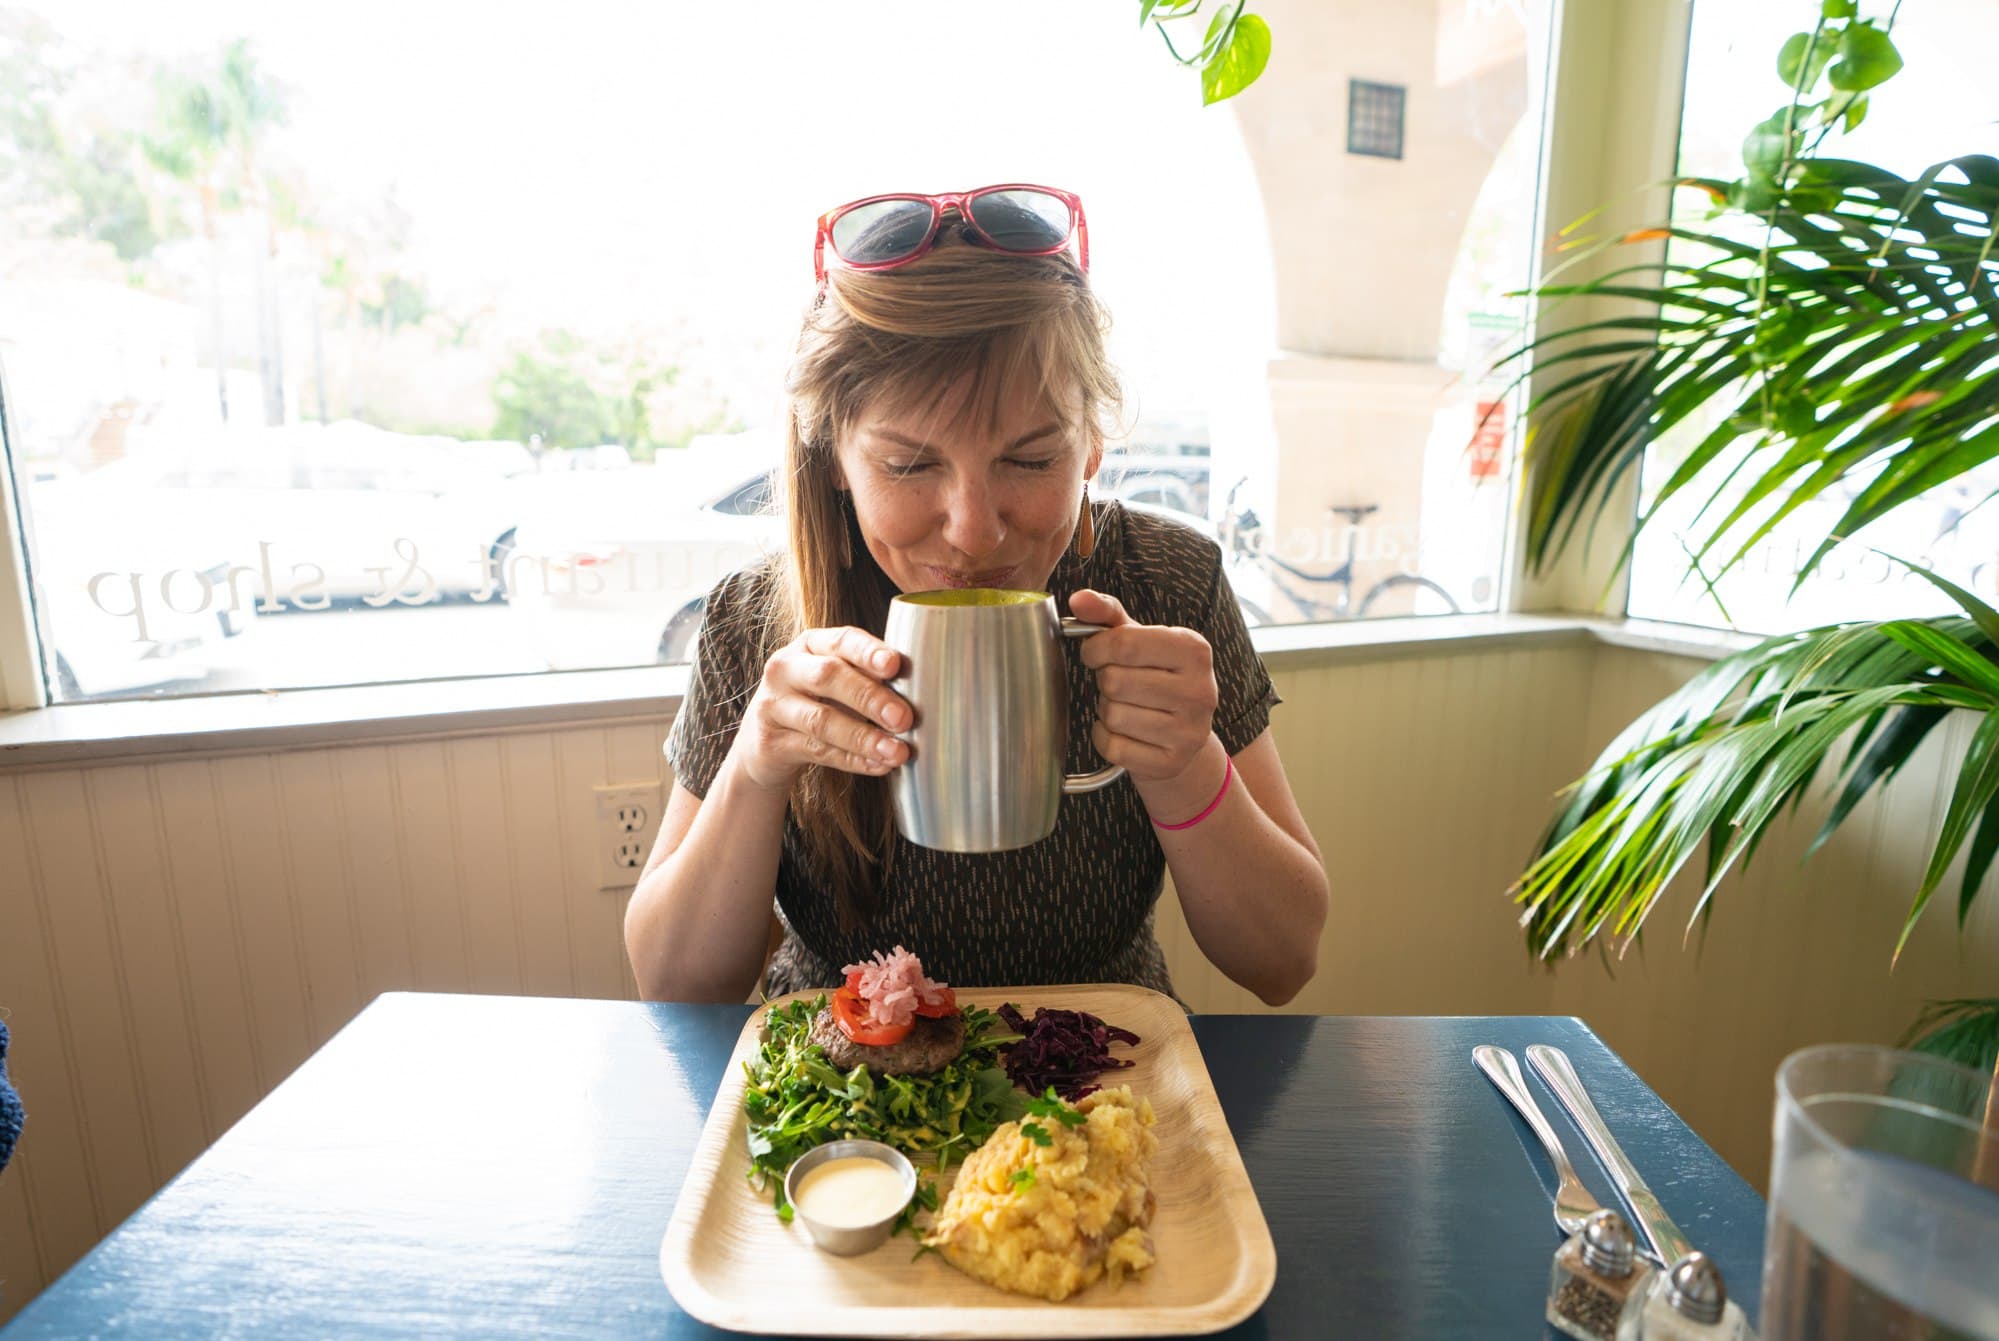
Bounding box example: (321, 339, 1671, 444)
(923, 1086, 1158, 1302)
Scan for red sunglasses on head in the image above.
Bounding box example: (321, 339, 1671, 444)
(813, 183, 1089, 285)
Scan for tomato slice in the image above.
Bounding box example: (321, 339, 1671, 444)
(832, 987, 912, 1046)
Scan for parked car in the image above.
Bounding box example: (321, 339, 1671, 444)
(503, 432, 1219, 672)
(29, 422, 535, 610)
(16, 494, 256, 700)
(503, 434, 785, 670)
(1096, 448, 1210, 519)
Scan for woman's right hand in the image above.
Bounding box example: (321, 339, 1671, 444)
(734, 626, 911, 792)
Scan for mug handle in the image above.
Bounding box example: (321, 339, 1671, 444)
(1059, 618, 1127, 794)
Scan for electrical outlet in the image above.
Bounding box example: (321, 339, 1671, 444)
(594, 781, 664, 889)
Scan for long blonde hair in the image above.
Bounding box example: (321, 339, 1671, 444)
(769, 228, 1123, 928)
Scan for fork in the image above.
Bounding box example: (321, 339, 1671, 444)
(1472, 1045, 1602, 1236)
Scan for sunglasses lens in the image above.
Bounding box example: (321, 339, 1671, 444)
(831, 199, 935, 266)
(967, 189, 1072, 253)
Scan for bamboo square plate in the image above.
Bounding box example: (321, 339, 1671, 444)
(660, 983, 1276, 1337)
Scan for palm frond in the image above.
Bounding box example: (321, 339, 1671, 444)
(1900, 998, 1999, 1076)
(1503, 154, 1999, 586)
(1514, 612, 1999, 961)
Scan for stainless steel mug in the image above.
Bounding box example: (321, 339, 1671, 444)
(883, 589, 1124, 852)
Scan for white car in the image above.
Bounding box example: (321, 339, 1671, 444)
(503, 435, 785, 670)
(32, 422, 535, 610)
(18, 497, 256, 701)
(503, 434, 1226, 672)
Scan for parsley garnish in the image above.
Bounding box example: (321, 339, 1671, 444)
(1010, 1167, 1037, 1190)
(1020, 1121, 1052, 1147)
(1026, 1087, 1088, 1128)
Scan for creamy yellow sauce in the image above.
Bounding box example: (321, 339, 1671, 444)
(795, 1157, 909, 1229)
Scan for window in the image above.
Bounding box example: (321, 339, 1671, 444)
(1626, 0, 1999, 633)
(1220, 2, 1548, 630)
(1347, 80, 1408, 160)
(2, 2, 1549, 702)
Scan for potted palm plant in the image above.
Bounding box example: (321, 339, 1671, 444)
(1498, 2, 1998, 1089)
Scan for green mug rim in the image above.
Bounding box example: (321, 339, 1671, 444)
(893, 588, 1051, 608)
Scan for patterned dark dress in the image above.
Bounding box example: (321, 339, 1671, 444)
(663, 500, 1279, 999)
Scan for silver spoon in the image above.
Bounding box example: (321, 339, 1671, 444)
(1473, 1044, 1602, 1236)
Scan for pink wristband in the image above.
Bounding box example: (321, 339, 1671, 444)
(1150, 755, 1234, 831)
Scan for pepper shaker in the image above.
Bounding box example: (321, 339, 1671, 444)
(1639, 1252, 1752, 1340)
(1547, 1208, 1653, 1341)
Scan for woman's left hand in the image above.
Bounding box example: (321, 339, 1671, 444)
(1069, 589, 1219, 785)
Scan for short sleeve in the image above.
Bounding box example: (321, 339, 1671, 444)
(1199, 550, 1280, 756)
(663, 566, 772, 798)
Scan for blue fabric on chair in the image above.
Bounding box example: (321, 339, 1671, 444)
(0, 1018, 23, 1176)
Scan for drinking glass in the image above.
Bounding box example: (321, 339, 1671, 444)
(1762, 1044, 1999, 1341)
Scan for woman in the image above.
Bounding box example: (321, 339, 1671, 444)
(626, 184, 1328, 1006)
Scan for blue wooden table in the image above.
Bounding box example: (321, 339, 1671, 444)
(0, 993, 1765, 1338)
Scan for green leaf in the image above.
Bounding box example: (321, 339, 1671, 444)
(1821, 0, 1857, 15)
(1828, 23, 1904, 91)
(1900, 998, 1999, 1074)
(1958, 789, 1999, 929)
(1201, 11, 1270, 105)
(1026, 1088, 1088, 1126)
(1729, 175, 1782, 213)
(1878, 555, 1999, 651)
(1842, 92, 1869, 133)
(1777, 31, 1834, 92)
(1139, 0, 1163, 25)
(1899, 712, 1999, 961)
(1809, 704, 1947, 858)
(1878, 621, 1999, 701)
(1198, 4, 1236, 61)
(1742, 111, 1796, 181)
(1020, 1121, 1052, 1147)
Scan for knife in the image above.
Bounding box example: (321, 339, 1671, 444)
(1525, 1043, 1694, 1267)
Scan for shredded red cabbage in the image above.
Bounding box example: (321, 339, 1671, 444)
(996, 1004, 1141, 1100)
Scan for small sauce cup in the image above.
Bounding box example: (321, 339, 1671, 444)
(783, 1139, 917, 1256)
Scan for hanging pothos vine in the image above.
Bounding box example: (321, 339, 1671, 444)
(1139, 0, 1271, 105)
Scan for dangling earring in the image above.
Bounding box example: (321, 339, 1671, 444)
(837, 493, 855, 570)
(1074, 484, 1095, 559)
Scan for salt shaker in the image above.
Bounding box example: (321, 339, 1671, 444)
(1547, 1208, 1653, 1341)
(1639, 1252, 1752, 1340)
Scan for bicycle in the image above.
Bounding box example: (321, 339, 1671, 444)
(1218, 477, 1460, 623)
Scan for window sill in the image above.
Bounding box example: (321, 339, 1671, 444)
(0, 663, 690, 768)
(0, 614, 1756, 769)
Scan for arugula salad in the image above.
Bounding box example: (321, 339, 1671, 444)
(742, 995, 1028, 1219)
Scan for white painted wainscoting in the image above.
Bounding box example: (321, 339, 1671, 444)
(3, 639, 1995, 1320)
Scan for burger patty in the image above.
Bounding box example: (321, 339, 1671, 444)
(807, 1006, 966, 1076)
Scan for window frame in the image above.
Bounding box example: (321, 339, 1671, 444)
(1502, 0, 1695, 620)
(1, 360, 48, 711)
